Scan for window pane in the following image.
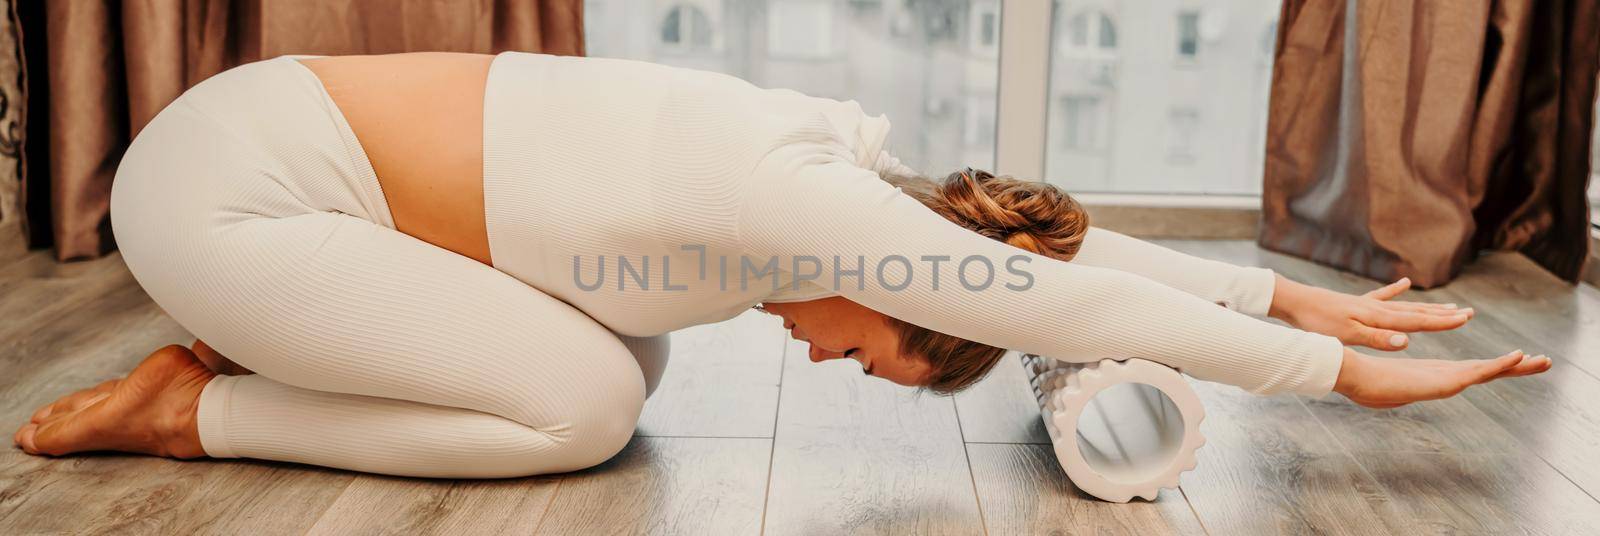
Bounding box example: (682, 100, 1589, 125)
(585, 0, 1001, 173)
(769, 1, 836, 59)
(1098, 14, 1116, 49)
(1046, 0, 1282, 195)
(1177, 11, 1199, 58)
(1591, 97, 1599, 227)
(662, 7, 681, 44)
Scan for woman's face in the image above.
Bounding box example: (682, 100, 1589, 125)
(757, 297, 933, 386)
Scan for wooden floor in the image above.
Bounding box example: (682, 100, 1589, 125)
(3, 240, 1600, 534)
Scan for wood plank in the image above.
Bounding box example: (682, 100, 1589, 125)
(966, 443, 1206, 534)
(0, 258, 356, 535)
(1444, 252, 1600, 378)
(308, 475, 559, 535)
(1357, 452, 1600, 533)
(533, 436, 769, 535)
(635, 310, 786, 438)
(1176, 380, 1395, 535)
(0, 252, 141, 344)
(762, 338, 984, 535)
(952, 351, 1051, 444)
(1398, 301, 1600, 501)
(1161, 240, 1600, 521)
(0, 436, 353, 535)
(0, 279, 193, 422)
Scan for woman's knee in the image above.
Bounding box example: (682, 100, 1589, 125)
(615, 334, 670, 399)
(531, 354, 646, 472)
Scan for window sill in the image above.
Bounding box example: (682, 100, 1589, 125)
(1076, 194, 1260, 239)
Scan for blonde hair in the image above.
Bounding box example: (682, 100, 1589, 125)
(882, 168, 1090, 395)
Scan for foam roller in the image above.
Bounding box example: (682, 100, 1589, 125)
(1019, 354, 1207, 503)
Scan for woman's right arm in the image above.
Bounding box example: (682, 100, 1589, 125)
(741, 149, 1546, 404)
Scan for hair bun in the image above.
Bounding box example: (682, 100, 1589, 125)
(934, 169, 1090, 261)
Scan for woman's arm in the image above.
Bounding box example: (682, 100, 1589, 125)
(873, 152, 1275, 314)
(742, 152, 1343, 396)
(876, 151, 1473, 350)
(740, 151, 1543, 402)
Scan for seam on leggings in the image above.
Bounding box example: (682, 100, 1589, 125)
(281, 56, 397, 231)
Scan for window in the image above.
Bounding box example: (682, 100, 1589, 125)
(970, 1, 1000, 55)
(1168, 108, 1199, 162)
(964, 94, 997, 147)
(661, 4, 715, 50)
(1061, 96, 1104, 152)
(1177, 11, 1200, 60)
(769, 0, 837, 59)
(1061, 10, 1117, 56)
(1590, 98, 1600, 227)
(587, 0, 1000, 173)
(1046, 0, 1283, 194)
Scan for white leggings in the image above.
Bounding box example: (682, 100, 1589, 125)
(108, 56, 666, 478)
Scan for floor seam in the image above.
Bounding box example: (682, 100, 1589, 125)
(757, 336, 787, 536)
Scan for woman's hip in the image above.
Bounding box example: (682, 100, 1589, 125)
(111, 55, 393, 245)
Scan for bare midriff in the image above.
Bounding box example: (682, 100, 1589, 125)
(296, 52, 497, 266)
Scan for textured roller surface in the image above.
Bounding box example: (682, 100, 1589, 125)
(1020, 354, 1207, 503)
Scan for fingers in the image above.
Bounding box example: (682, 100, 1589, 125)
(1363, 277, 1411, 301)
(1362, 328, 1410, 351)
(1489, 354, 1553, 380)
(1387, 301, 1467, 315)
(1366, 308, 1473, 332)
(1471, 350, 1528, 384)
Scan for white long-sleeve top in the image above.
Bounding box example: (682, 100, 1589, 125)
(481, 52, 1344, 397)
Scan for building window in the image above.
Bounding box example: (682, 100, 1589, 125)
(769, 0, 837, 59)
(1177, 11, 1200, 60)
(1061, 95, 1105, 152)
(661, 4, 714, 50)
(1062, 10, 1117, 56)
(966, 0, 1001, 56)
(1168, 108, 1200, 161)
(964, 95, 997, 147)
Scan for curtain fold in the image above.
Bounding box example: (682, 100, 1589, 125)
(20, 0, 584, 262)
(1261, 0, 1598, 287)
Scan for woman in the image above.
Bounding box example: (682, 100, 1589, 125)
(14, 52, 1549, 477)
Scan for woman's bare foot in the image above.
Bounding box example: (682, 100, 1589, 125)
(14, 344, 215, 459)
(192, 339, 255, 376)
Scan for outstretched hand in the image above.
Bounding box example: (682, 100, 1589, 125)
(1334, 349, 1552, 409)
(1270, 276, 1472, 351)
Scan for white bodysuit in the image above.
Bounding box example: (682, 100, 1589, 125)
(107, 52, 1341, 478)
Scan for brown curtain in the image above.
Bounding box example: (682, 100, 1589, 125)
(19, 0, 584, 262)
(1261, 0, 1599, 287)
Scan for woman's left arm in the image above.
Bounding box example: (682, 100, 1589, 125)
(737, 152, 1539, 404)
(874, 150, 1471, 352)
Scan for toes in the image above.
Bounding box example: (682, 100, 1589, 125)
(28, 394, 109, 457)
(15, 422, 37, 453)
(31, 383, 122, 423)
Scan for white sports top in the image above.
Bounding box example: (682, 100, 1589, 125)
(480, 52, 1343, 397)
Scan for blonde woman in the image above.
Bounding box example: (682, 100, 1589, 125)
(14, 53, 1548, 477)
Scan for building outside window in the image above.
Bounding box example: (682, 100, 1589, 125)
(768, 0, 838, 59)
(970, 2, 1000, 56)
(585, 0, 1001, 174)
(1167, 107, 1199, 162)
(1061, 10, 1117, 57)
(661, 4, 716, 50)
(1061, 96, 1105, 152)
(1047, 0, 1282, 195)
(1177, 10, 1200, 61)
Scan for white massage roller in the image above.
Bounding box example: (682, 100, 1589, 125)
(1018, 354, 1207, 503)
